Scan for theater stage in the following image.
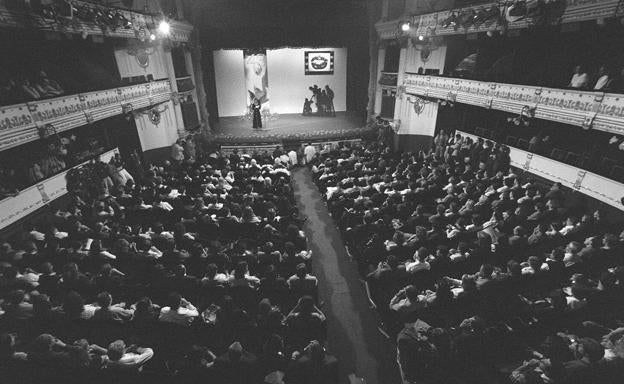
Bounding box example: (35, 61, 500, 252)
(210, 111, 374, 144)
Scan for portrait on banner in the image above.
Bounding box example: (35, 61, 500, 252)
(244, 49, 269, 107)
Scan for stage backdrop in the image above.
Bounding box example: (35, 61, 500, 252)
(214, 47, 347, 117)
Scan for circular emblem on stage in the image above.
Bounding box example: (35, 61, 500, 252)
(311, 55, 328, 70)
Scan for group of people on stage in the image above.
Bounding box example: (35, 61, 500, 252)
(303, 85, 335, 117)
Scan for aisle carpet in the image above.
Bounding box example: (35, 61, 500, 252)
(292, 168, 402, 384)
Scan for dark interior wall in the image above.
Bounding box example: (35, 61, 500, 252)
(444, 21, 624, 87)
(0, 29, 120, 93)
(185, 0, 374, 121)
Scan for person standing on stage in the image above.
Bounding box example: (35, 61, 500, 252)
(309, 85, 321, 114)
(252, 98, 262, 129)
(324, 85, 335, 117)
(302, 98, 313, 116)
(318, 90, 327, 116)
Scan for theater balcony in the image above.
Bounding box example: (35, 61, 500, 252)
(0, 0, 192, 43)
(402, 74, 624, 136)
(0, 80, 173, 151)
(375, 0, 622, 41)
(370, 0, 624, 188)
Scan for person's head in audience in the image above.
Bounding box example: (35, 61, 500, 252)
(63, 291, 85, 318)
(434, 280, 453, 302)
(32, 294, 52, 318)
(528, 256, 541, 272)
(31, 334, 56, 356)
(227, 341, 243, 362)
(478, 264, 494, 279)
(96, 292, 112, 310)
(550, 247, 565, 262)
(566, 241, 582, 255)
(404, 285, 420, 303)
(233, 261, 249, 279)
(134, 297, 156, 320)
(174, 264, 187, 278)
(461, 275, 477, 293)
(603, 233, 617, 249)
(292, 263, 306, 278)
(205, 263, 218, 280)
(386, 254, 399, 269)
(107, 340, 126, 362)
(167, 292, 183, 311)
(507, 260, 522, 278)
(263, 333, 284, 357)
(573, 338, 604, 363)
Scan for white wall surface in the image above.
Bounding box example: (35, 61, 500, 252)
(214, 50, 247, 117)
(214, 47, 347, 116)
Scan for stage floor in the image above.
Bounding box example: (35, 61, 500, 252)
(211, 111, 373, 144)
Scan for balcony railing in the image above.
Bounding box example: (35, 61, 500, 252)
(0, 79, 173, 152)
(376, 0, 621, 40)
(0, 147, 119, 230)
(403, 74, 624, 136)
(458, 130, 624, 210)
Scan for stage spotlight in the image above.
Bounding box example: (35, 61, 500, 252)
(417, 34, 425, 41)
(149, 33, 156, 41)
(158, 20, 171, 35)
(401, 22, 410, 32)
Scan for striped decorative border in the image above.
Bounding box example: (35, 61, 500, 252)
(305, 51, 335, 75)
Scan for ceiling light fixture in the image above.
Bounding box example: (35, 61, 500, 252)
(158, 20, 171, 35)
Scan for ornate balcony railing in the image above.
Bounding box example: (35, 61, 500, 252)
(0, 79, 173, 152)
(404, 74, 624, 136)
(458, 130, 624, 210)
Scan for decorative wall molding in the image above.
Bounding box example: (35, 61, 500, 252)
(458, 131, 624, 210)
(0, 148, 119, 230)
(404, 74, 624, 135)
(376, 0, 621, 40)
(0, 80, 173, 152)
(0, 2, 192, 43)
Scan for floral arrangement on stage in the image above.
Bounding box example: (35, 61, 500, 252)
(212, 126, 375, 144)
(238, 109, 280, 122)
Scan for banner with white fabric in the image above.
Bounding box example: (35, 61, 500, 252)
(134, 100, 179, 151)
(243, 49, 270, 110)
(114, 45, 169, 80)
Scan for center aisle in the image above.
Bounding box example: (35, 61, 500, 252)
(292, 168, 401, 384)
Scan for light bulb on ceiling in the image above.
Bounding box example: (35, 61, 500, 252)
(417, 35, 425, 41)
(150, 33, 156, 41)
(401, 22, 410, 32)
(158, 20, 171, 35)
